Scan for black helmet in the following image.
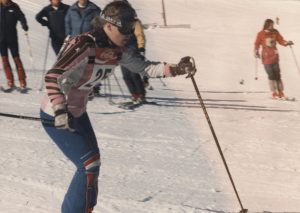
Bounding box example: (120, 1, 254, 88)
(101, 1, 137, 35)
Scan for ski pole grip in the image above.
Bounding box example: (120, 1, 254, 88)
(185, 57, 197, 78)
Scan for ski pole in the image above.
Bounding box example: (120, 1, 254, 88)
(254, 57, 258, 80)
(289, 45, 300, 75)
(0, 112, 53, 125)
(107, 76, 114, 104)
(159, 77, 167, 87)
(39, 36, 50, 91)
(25, 33, 34, 70)
(112, 72, 126, 99)
(187, 57, 247, 213)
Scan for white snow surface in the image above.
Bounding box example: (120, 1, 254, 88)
(1, 0, 300, 212)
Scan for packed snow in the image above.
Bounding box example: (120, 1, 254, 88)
(0, 0, 300, 212)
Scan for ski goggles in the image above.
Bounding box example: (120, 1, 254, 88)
(101, 14, 135, 35)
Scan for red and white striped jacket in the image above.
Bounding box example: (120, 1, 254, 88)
(41, 30, 173, 117)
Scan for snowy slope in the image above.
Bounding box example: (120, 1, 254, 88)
(1, 0, 300, 212)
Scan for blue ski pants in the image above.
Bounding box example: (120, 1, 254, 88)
(40, 110, 100, 213)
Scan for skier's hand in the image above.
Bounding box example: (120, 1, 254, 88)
(53, 104, 75, 132)
(254, 50, 260, 58)
(286, 40, 294, 46)
(138, 48, 146, 60)
(170, 56, 197, 77)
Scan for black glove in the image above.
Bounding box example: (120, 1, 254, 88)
(170, 56, 196, 77)
(138, 47, 145, 60)
(22, 24, 29, 32)
(286, 40, 294, 46)
(53, 104, 75, 132)
(254, 50, 260, 58)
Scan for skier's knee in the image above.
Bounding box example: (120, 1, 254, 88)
(84, 153, 101, 172)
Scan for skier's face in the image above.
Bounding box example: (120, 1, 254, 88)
(268, 23, 274, 30)
(51, 0, 61, 7)
(104, 22, 131, 47)
(79, 0, 88, 6)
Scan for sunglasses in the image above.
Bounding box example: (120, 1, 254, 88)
(101, 15, 135, 35)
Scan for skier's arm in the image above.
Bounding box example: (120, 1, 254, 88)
(276, 31, 293, 46)
(35, 7, 50, 27)
(64, 10, 72, 36)
(254, 32, 261, 58)
(119, 48, 195, 78)
(15, 4, 28, 31)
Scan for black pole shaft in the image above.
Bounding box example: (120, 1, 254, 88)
(289, 46, 300, 75)
(113, 72, 126, 99)
(190, 75, 247, 213)
(162, 0, 167, 26)
(0, 112, 53, 125)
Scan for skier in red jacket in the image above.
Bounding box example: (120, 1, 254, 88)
(254, 19, 293, 99)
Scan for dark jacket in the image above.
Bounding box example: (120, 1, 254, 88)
(65, 1, 101, 36)
(0, 1, 28, 43)
(35, 3, 70, 42)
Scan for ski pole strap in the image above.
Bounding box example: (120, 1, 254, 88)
(0, 112, 53, 125)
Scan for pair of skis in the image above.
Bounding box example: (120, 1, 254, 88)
(271, 96, 296, 102)
(0, 86, 30, 94)
(117, 100, 158, 110)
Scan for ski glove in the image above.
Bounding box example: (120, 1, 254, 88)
(137, 48, 146, 60)
(170, 56, 196, 77)
(53, 104, 75, 132)
(286, 41, 294, 46)
(254, 50, 260, 58)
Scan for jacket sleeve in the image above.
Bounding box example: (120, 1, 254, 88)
(119, 47, 173, 78)
(134, 19, 145, 49)
(15, 4, 28, 31)
(64, 9, 71, 36)
(254, 32, 261, 51)
(35, 7, 49, 27)
(276, 31, 288, 46)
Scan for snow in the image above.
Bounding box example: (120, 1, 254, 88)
(1, 0, 300, 212)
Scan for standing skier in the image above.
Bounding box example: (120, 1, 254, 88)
(40, 1, 196, 213)
(0, 0, 28, 90)
(35, 0, 70, 55)
(254, 18, 293, 99)
(121, 18, 148, 103)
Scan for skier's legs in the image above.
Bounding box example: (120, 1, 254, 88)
(264, 64, 282, 97)
(40, 111, 100, 213)
(51, 39, 64, 55)
(13, 57, 27, 88)
(8, 40, 27, 87)
(0, 41, 14, 87)
(272, 63, 285, 97)
(129, 71, 146, 98)
(121, 65, 138, 97)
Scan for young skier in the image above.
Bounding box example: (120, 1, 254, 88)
(254, 18, 294, 99)
(0, 0, 29, 90)
(40, 1, 196, 213)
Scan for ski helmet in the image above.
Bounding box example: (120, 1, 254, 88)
(100, 1, 137, 35)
